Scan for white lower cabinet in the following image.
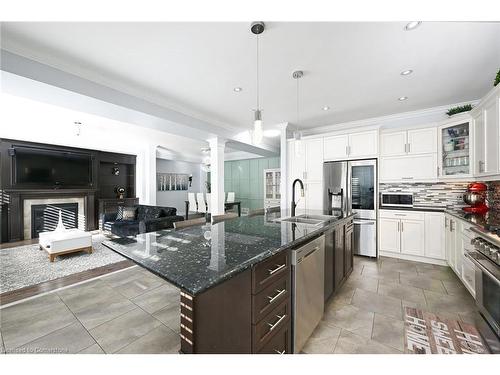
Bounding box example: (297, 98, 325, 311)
(444, 213, 476, 297)
(379, 218, 401, 253)
(424, 212, 445, 259)
(379, 210, 445, 263)
(400, 219, 425, 256)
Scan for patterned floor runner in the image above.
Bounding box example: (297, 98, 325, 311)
(404, 307, 490, 354)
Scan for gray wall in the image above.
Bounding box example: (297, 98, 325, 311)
(156, 159, 205, 215)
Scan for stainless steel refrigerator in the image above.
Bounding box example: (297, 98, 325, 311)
(323, 159, 377, 257)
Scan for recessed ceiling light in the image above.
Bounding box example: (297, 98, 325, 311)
(322, 106, 330, 111)
(404, 21, 422, 31)
(398, 96, 408, 101)
(400, 69, 413, 76)
(263, 129, 280, 137)
(233, 87, 242, 92)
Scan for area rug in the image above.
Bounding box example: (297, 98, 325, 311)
(0, 234, 125, 293)
(404, 307, 490, 354)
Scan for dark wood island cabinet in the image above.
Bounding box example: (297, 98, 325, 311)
(103, 210, 354, 354)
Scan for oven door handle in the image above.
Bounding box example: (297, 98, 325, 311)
(465, 253, 500, 286)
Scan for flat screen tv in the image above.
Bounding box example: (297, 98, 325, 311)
(13, 146, 92, 188)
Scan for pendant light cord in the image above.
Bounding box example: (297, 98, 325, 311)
(296, 74, 300, 134)
(256, 34, 260, 110)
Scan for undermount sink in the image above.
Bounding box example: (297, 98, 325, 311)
(277, 214, 334, 226)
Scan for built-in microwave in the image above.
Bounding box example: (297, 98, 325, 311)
(380, 192, 414, 208)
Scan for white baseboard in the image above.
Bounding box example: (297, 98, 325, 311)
(379, 250, 448, 266)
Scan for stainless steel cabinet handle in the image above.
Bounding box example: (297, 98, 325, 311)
(402, 177, 414, 180)
(345, 145, 349, 156)
(274, 349, 286, 354)
(353, 220, 374, 225)
(267, 289, 286, 304)
(394, 214, 406, 216)
(268, 314, 286, 331)
(397, 222, 400, 232)
(268, 263, 286, 275)
(408, 143, 411, 153)
(401, 222, 404, 232)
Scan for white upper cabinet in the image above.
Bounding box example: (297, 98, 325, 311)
(380, 131, 407, 156)
(287, 140, 306, 181)
(348, 131, 378, 158)
(407, 128, 437, 154)
(438, 116, 473, 179)
(473, 94, 499, 176)
(380, 154, 437, 182)
(380, 127, 436, 157)
(304, 138, 324, 181)
(323, 134, 349, 160)
(324, 130, 378, 160)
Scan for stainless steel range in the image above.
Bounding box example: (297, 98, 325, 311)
(466, 227, 500, 353)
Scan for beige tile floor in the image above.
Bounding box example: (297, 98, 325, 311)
(302, 255, 480, 354)
(0, 266, 180, 354)
(0, 256, 479, 354)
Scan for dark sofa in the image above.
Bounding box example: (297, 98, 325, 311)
(103, 205, 184, 237)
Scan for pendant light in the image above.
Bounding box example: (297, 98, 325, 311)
(293, 70, 304, 156)
(251, 21, 265, 144)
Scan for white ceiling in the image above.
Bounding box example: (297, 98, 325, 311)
(1, 22, 499, 132)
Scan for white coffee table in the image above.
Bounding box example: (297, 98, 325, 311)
(39, 229, 93, 262)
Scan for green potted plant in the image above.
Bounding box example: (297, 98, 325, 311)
(494, 68, 500, 87)
(446, 104, 474, 117)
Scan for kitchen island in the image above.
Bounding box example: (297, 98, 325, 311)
(103, 209, 354, 353)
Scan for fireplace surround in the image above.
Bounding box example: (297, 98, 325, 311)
(0, 138, 137, 243)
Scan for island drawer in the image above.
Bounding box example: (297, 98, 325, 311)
(252, 272, 290, 324)
(252, 298, 291, 352)
(252, 250, 290, 294)
(257, 325, 291, 354)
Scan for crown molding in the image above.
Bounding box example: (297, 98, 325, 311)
(301, 99, 481, 137)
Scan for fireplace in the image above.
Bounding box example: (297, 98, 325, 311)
(22, 197, 86, 240)
(31, 203, 79, 238)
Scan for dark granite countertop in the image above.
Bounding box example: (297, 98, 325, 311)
(444, 209, 500, 233)
(102, 209, 354, 296)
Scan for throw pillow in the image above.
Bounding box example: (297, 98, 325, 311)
(122, 207, 137, 221)
(116, 206, 124, 221)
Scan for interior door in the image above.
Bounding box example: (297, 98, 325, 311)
(400, 219, 425, 256)
(379, 218, 400, 253)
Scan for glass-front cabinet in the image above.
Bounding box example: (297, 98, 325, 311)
(438, 117, 473, 178)
(264, 168, 281, 208)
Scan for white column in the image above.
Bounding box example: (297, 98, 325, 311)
(208, 137, 226, 215)
(144, 145, 157, 205)
(279, 123, 289, 212)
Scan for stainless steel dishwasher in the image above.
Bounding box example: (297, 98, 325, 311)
(292, 234, 325, 353)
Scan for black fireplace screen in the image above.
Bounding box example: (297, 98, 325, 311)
(31, 203, 79, 238)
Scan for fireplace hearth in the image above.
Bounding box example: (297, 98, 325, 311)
(31, 203, 79, 238)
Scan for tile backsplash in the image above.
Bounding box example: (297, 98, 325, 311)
(380, 180, 500, 210)
(487, 181, 500, 211)
(379, 182, 469, 209)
